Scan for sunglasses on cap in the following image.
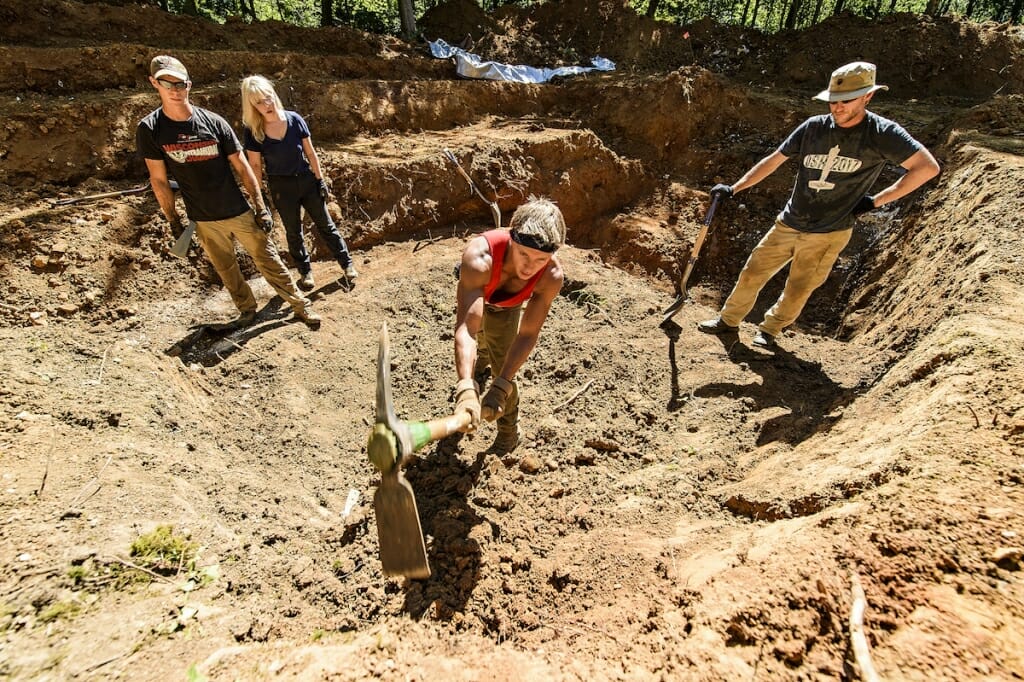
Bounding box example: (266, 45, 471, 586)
(155, 78, 189, 91)
(510, 229, 558, 253)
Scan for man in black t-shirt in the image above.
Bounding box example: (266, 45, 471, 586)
(136, 55, 320, 328)
(698, 61, 940, 348)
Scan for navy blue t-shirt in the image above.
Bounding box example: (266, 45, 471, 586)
(136, 106, 250, 222)
(777, 111, 924, 233)
(243, 111, 312, 177)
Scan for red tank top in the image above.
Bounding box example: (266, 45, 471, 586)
(482, 230, 547, 308)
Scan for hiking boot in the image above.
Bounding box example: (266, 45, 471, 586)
(294, 307, 322, 328)
(343, 263, 359, 280)
(752, 330, 776, 348)
(697, 317, 738, 334)
(297, 272, 315, 291)
(233, 310, 257, 328)
(490, 425, 521, 454)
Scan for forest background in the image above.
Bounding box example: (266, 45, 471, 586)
(130, 0, 1024, 45)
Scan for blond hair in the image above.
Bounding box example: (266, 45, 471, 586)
(509, 196, 566, 251)
(240, 75, 284, 143)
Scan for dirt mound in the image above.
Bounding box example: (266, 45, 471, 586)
(728, 12, 1024, 101)
(422, 0, 695, 70)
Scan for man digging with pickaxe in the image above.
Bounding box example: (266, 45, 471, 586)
(452, 197, 567, 453)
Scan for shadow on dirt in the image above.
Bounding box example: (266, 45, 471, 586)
(693, 332, 855, 447)
(165, 298, 291, 366)
(401, 441, 492, 620)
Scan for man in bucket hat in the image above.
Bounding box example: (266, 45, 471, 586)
(137, 55, 320, 329)
(698, 61, 940, 348)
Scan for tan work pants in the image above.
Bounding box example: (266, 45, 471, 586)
(720, 221, 852, 336)
(194, 211, 311, 315)
(475, 303, 522, 433)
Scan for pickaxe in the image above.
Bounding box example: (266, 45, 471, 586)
(367, 322, 472, 579)
(661, 194, 720, 325)
(53, 179, 179, 206)
(443, 148, 502, 230)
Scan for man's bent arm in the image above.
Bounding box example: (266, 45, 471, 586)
(495, 264, 563, 382)
(454, 238, 490, 383)
(872, 149, 941, 207)
(144, 158, 179, 223)
(731, 150, 789, 194)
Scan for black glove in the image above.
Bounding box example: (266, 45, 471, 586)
(852, 194, 876, 216)
(710, 183, 734, 201)
(255, 208, 274, 232)
(317, 178, 330, 202)
(169, 215, 185, 239)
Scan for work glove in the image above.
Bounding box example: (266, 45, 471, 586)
(852, 194, 876, 216)
(480, 376, 514, 422)
(255, 207, 274, 232)
(454, 378, 481, 432)
(317, 178, 331, 202)
(168, 214, 185, 238)
(710, 183, 734, 201)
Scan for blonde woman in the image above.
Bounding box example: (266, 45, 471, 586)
(241, 75, 357, 290)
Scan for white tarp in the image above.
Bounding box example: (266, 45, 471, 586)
(428, 38, 615, 83)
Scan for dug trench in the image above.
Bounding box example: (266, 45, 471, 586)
(2, 4, 1024, 681)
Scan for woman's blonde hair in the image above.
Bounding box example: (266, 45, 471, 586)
(240, 75, 284, 143)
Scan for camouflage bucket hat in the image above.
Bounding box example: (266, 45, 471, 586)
(813, 61, 888, 102)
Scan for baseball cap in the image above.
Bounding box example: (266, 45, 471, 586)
(150, 55, 189, 81)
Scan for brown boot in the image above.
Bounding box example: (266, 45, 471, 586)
(490, 425, 521, 454)
(294, 306, 321, 328)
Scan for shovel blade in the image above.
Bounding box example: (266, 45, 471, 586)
(374, 472, 431, 579)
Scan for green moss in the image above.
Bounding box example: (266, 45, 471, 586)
(130, 525, 198, 575)
(38, 600, 81, 623)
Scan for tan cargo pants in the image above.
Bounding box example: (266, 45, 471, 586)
(474, 303, 522, 433)
(719, 221, 852, 336)
(194, 211, 312, 316)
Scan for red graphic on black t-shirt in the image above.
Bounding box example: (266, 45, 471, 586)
(162, 139, 220, 164)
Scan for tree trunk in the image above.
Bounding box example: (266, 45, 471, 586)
(784, 0, 802, 29)
(811, 0, 824, 24)
(646, 0, 661, 18)
(741, 0, 752, 24)
(241, 0, 256, 21)
(182, 0, 199, 16)
(320, 0, 332, 26)
(833, 0, 845, 15)
(924, 0, 940, 15)
(888, 0, 898, 13)
(398, 0, 417, 39)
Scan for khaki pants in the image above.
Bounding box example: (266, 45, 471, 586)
(720, 221, 852, 336)
(475, 303, 522, 432)
(194, 211, 311, 315)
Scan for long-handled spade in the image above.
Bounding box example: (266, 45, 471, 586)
(443, 148, 502, 230)
(661, 194, 720, 326)
(366, 322, 472, 579)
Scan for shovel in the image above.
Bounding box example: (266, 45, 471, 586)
(661, 194, 720, 325)
(443, 148, 501, 230)
(367, 322, 472, 579)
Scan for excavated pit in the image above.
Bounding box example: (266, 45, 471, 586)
(2, 1, 1023, 680)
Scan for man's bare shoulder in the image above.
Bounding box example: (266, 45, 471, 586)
(461, 235, 493, 274)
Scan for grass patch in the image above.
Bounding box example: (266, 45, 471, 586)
(130, 525, 198, 576)
(38, 600, 81, 623)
